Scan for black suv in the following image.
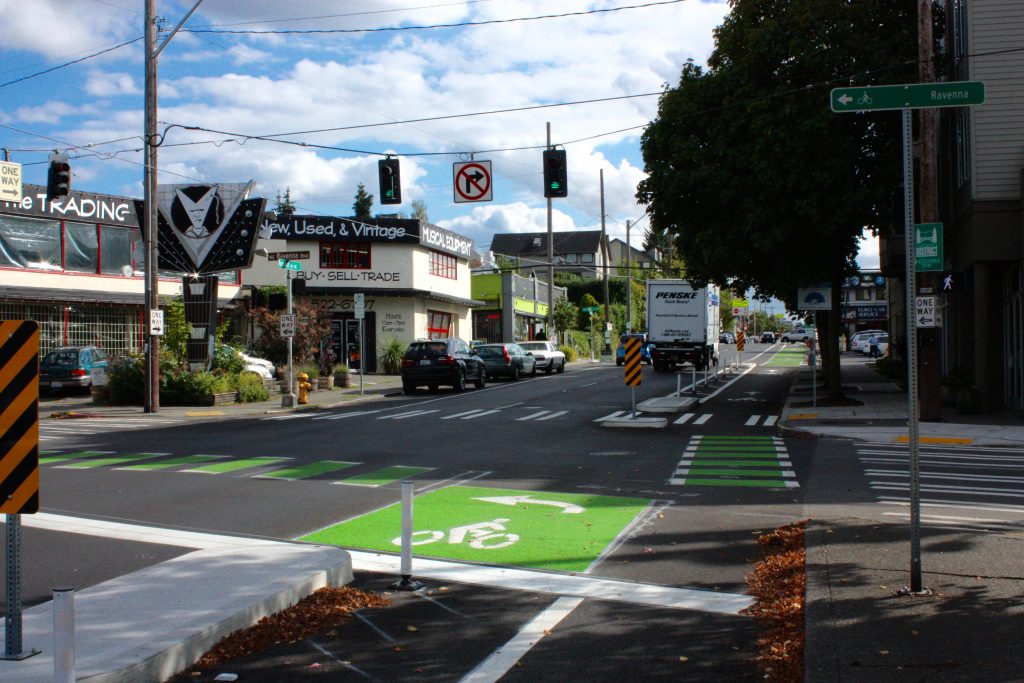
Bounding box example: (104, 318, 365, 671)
(400, 338, 487, 395)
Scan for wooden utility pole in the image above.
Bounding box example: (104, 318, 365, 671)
(918, 0, 942, 420)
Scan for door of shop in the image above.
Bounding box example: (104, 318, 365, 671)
(331, 312, 377, 373)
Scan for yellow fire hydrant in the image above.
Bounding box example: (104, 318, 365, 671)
(297, 372, 312, 405)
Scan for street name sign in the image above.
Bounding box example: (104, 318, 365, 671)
(278, 259, 302, 271)
(582, 306, 599, 314)
(830, 81, 985, 113)
(267, 251, 309, 261)
(914, 223, 943, 272)
(915, 295, 941, 328)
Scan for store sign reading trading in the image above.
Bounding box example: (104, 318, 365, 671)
(2, 185, 135, 225)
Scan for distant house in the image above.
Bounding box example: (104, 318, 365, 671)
(489, 231, 609, 280)
(607, 237, 658, 276)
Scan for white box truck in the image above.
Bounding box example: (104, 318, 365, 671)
(645, 280, 720, 371)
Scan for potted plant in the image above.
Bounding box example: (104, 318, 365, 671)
(378, 336, 406, 375)
(333, 363, 351, 388)
(317, 347, 337, 389)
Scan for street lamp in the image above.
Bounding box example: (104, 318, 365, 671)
(257, 248, 295, 408)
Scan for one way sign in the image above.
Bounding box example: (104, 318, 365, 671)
(915, 295, 941, 328)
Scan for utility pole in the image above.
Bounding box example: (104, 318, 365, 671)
(918, 0, 942, 421)
(625, 220, 632, 332)
(600, 169, 610, 354)
(545, 122, 555, 343)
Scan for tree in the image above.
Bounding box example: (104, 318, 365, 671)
(352, 183, 373, 220)
(274, 188, 296, 217)
(248, 300, 333, 367)
(410, 199, 429, 222)
(636, 0, 916, 399)
(552, 295, 577, 346)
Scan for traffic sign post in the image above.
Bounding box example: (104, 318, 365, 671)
(831, 80, 985, 595)
(830, 81, 985, 113)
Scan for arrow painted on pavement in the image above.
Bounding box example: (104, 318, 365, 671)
(473, 495, 585, 514)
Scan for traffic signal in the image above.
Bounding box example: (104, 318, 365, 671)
(543, 149, 567, 198)
(378, 157, 402, 205)
(47, 154, 71, 200)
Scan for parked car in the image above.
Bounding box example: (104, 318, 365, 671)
(760, 331, 776, 343)
(38, 345, 110, 394)
(719, 332, 736, 344)
(400, 338, 487, 394)
(849, 329, 886, 353)
(615, 333, 651, 366)
(476, 343, 537, 380)
(780, 328, 810, 343)
(220, 345, 275, 380)
(518, 341, 566, 374)
(860, 333, 890, 357)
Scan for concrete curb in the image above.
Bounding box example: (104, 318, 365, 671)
(0, 544, 353, 683)
(802, 522, 840, 683)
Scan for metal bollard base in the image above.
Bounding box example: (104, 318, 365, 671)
(389, 576, 425, 591)
(0, 648, 40, 661)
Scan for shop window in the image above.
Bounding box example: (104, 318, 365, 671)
(430, 250, 457, 279)
(0, 214, 62, 270)
(100, 225, 141, 276)
(65, 221, 99, 273)
(427, 310, 452, 339)
(855, 288, 872, 301)
(320, 242, 371, 269)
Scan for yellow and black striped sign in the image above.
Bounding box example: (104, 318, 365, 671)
(0, 320, 40, 514)
(736, 328, 745, 352)
(623, 337, 642, 386)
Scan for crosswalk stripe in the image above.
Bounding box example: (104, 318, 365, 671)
(185, 457, 290, 474)
(379, 410, 440, 420)
(517, 411, 551, 421)
(745, 415, 760, 426)
(313, 410, 380, 420)
(263, 413, 312, 421)
(535, 410, 567, 421)
(673, 413, 694, 425)
(693, 414, 712, 425)
(763, 416, 778, 427)
(256, 460, 359, 481)
(594, 411, 626, 422)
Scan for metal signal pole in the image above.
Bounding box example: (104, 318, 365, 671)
(546, 122, 554, 342)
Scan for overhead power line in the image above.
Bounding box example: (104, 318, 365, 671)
(0, 37, 143, 90)
(183, 0, 688, 35)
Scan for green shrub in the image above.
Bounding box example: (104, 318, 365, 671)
(107, 355, 145, 405)
(212, 345, 246, 374)
(560, 344, 577, 362)
(236, 372, 270, 402)
(378, 336, 406, 374)
(161, 370, 227, 406)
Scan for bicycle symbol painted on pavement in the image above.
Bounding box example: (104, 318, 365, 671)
(391, 518, 520, 550)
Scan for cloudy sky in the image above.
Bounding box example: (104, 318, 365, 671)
(0, 0, 878, 271)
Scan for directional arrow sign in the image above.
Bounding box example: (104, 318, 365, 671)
(473, 494, 585, 514)
(831, 81, 985, 113)
(915, 295, 941, 328)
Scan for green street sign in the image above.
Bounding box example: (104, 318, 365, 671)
(582, 306, 600, 314)
(278, 259, 301, 271)
(914, 223, 943, 272)
(830, 81, 985, 113)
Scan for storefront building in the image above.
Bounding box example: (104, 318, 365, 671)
(470, 271, 566, 343)
(0, 184, 243, 356)
(246, 216, 479, 372)
(840, 272, 888, 337)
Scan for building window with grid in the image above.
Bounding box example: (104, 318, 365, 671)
(320, 242, 371, 269)
(427, 310, 452, 339)
(429, 250, 457, 279)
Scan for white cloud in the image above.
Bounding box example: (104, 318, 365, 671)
(84, 71, 140, 97)
(438, 202, 576, 248)
(9, 100, 75, 124)
(856, 230, 880, 270)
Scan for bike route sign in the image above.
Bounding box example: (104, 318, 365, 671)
(301, 485, 650, 572)
(830, 81, 985, 113)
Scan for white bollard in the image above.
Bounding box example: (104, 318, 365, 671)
(53, 587, 74, 683)
(390, 481, 424, 591)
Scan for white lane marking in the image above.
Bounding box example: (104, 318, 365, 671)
(693, 414, 712, 425)
(517, 411, 550, 421)
(763, 416, 778, 427)
(443, 410, 490, 420)
(460, 597, 583, 683)
(674, 413, 695, 425)
(594, 411, 626, 422)
(535, 410, 567, 421)
(463, 409, 500, 420)
(379, 410, 440, 420)
(263, 413, 312, 421)
(877, 497, 1024, 514)
(866, 470, 1024, 485)
(745, 415, 760, 426)
(23, 513, 753, 613)
(882, 511, 1010, 524)
(313, 410, 381, 421)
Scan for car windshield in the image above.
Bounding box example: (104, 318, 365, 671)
(43, 350, 80, 366)
(406, 342, 448, 356)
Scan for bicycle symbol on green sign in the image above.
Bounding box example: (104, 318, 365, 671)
(856, 92, 873, 105)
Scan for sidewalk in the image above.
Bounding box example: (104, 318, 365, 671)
(780, 354, 1024, 681)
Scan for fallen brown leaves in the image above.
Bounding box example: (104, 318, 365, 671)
(742, 520, 807, 683)
(189, 586, 389, 669)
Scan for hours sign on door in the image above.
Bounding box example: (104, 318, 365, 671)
(453, 161, 492, 203)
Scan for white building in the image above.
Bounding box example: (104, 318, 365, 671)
(246, 215, 480, 372)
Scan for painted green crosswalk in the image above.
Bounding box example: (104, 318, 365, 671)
(41, 450, 436, 487)
(337, 466, 433, 487)
(670, 435, 798, 488)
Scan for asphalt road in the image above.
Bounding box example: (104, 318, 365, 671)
(9, 343, 862, 681)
